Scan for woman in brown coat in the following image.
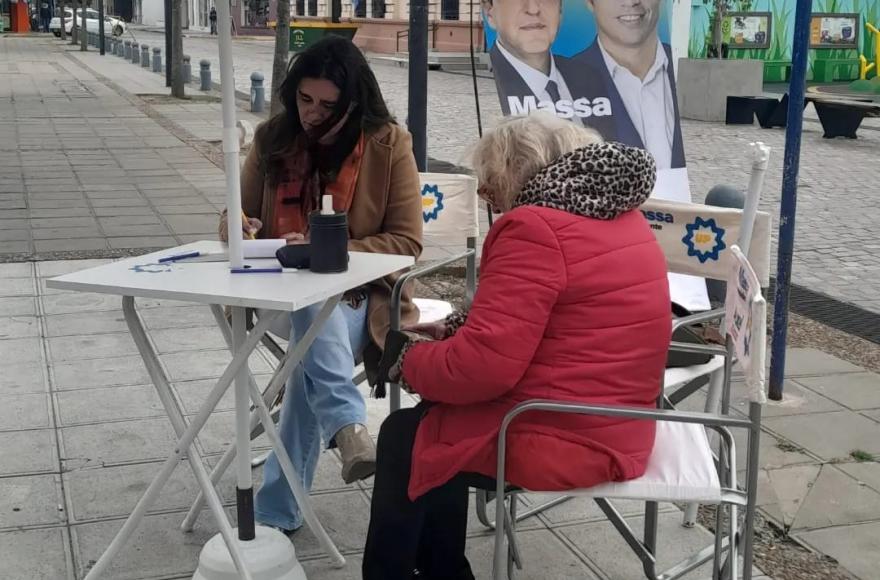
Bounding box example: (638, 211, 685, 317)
(219, 36, 422, 535)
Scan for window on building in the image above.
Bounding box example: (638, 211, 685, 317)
(308, 0, 317, 16)
(296, 0, 304, 15)
(440, 0, 458, 20)
(354, 0, 366, 18)
(370, 0, 384, 18)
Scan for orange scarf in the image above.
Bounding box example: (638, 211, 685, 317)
(271, 133, 365, 238)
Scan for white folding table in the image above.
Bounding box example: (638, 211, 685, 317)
(47, 240, 414, 580)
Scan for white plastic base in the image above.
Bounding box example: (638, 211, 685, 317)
(192, 526, 307, 580)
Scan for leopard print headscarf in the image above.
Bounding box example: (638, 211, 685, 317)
(513, 142, 656, 220)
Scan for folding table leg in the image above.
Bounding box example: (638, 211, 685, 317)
(180, 297, 346, 567)
(83, 297, 273, 580)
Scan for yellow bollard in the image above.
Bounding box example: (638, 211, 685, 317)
(867, 24, 880, 80)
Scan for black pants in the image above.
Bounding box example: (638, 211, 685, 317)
(363, 405, 476, 580)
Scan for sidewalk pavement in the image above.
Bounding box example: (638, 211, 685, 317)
(2, 34, 880, 580)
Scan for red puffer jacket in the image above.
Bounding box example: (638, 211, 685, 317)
(401, 144, 671, 500)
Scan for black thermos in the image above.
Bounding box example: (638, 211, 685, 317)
(308, 195, 349, 273)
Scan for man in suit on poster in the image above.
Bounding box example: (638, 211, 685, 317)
(565, 0, 686, 169)
(483, 0, 581, 117)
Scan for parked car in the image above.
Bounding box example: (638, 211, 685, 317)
(50, 8, 126, 37)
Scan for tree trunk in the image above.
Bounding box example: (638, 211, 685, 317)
(70, 0, 78, 44)
(711, 0, 725, 59)
(171, 0, 185, 97)
(270, 0, 291, 116)
(80, 0, 87, 51)
(59, 0, 67, 40)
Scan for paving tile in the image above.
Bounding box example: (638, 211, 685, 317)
(797, 373, 880, 411)
(0, 528, 73, 580)
(0, 393, 53, 431)
(782, 348, 865, 376)
(101, 224, 172, 237)
(0, 240, 31, 253)
(156, 204, 219, 215)
(797, 522, 880, 580)
(139, 305, 217, 330)
(838, 461, 880, 493)
(55, 384, 167, 426)
(0, 276, 36, 297)
(561, 510, 748, 580)
(92, 205, 158, 217)
(0, 296, 37, 317)
(0, 336, 42, 364)
(35, 238, 109, 252)
(60, 417, 178, 468)
(64, 460, 236, 522)
(98, 214, 162, 227)
(0, 474, 66, 529)
(0, 262, 33, 278)
(731, 378, 844, 417)
(301, 555, 364, 580)
(0, 229, 30, 242)
(29, 216, 98, 229)
(149, 325, 229, 354)
(173, 374, 272, 415)
(0, 429, 59, 476)
(765, 411, 880, 460)
(466, 529, 602, 579)
(51, 354, 152, 391)
(108, 236, 177, 249)
(29, 207, 93, 219)
(196, 410, 272, 455)
(41, 292, 122, 315)
(287, 491, 372, 559)
(0, 362, 48, 395)
(0, 315, 40, 340)
(37, 259, 113, 278)
(72, 511, 222, 580)
(163, 214, 221, 235)
(161, 349, 273, 382)
(788, 465, 880, 531)
(32, 227, 105, 240)
(757, 464, 822, 529)
(48, 332, 139, 362)
(44, 310, 129, 337)
(88, 197, 149, 208)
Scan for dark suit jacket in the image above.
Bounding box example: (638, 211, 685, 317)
(489, 45, 538, 116)
(563, 41, 686, 169)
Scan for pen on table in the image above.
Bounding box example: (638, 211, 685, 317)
(158, 251, 201, 263)
(231, 266, 283, 274)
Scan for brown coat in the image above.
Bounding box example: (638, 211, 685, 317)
(237, 121, 423, 350)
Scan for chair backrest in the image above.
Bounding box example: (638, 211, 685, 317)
(641, 198, 773, 286)
(724, 245, 768, 404)
(418, 172, 480, 246)
(643, 142, 773, 286)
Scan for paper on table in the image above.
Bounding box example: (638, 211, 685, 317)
(243, 239, 286, 258)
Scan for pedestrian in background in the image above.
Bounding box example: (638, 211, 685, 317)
(209, 6, 217, 35)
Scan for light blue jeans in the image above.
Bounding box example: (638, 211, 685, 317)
(255, 299, 369, 531)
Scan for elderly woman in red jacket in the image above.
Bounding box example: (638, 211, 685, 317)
(362, 112, 672, 580)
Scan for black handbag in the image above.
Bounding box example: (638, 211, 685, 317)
(667, 303, 714, 368)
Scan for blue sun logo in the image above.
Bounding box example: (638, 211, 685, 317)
(421, 184, 445, 223)
(682, 217, 726, 263)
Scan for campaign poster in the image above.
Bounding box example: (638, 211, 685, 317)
(482, 0, 689, 204)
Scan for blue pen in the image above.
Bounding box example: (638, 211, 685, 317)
(159, 251, 200, 263)
(231, 267, 283, 274)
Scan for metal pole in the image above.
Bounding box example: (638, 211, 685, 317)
(164, 0, 172, 86)
(98, 0, 104, 54)
(769, 0, 812, 401)
(407, 0, 428, 171)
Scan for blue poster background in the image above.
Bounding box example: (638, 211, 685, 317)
(483, 0, 672, 58)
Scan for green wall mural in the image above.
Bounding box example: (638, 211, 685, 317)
(689, 0, 880, 81)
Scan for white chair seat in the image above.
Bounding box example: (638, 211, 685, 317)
(542, 420, 722, 504)
(664, 355, 725, 391)
(414, 298, 454, 324)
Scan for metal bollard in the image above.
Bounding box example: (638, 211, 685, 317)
(141, 45, 150, 68)
(250, 72, 265, 113)
(131, 42, 140, 65)
(110, 38, 116, 55)
(183, 55, 192, 84)
(199, 60, 211, 91)
(124, 40, 132, 60)
(152, 47, 162, 73)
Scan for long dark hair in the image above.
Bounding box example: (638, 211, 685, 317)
(260, 36, 395, 185)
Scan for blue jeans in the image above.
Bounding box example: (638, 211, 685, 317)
(255, 299, 369, 531)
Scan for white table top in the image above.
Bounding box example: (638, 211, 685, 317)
(46, 241, 415, 312)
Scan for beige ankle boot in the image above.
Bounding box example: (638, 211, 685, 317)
(335, 423, 376, 483)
